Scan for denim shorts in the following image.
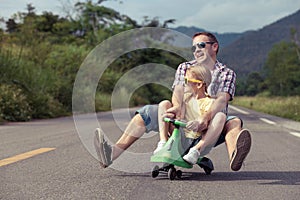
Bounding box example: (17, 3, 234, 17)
(135, 105, 159, 133)
(135, 104, 243, 142)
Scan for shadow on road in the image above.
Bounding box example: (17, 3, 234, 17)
(116, 171, 300, 185)
(172, 171, 300, 185)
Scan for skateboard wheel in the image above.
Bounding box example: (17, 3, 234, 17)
(176, 170, 182, 179)
(203, 167, 212, 175)
(168, 167, 176, 180)
(151, 165, 160, 178)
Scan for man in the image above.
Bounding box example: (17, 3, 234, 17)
(94, 32, 251, 171)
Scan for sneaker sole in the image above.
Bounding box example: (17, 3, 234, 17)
(230, 129, 251, 171)
(94, 128, 109, 168)
(183, 156, 196, 165)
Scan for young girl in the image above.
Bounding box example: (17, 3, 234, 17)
(154, 63, 226, 164)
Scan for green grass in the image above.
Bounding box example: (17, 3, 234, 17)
(231, 96, 300, 122)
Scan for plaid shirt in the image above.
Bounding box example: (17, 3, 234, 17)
(172, 60, 236, 114)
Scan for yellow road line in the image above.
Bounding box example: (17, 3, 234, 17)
(0, 148, 56, 167)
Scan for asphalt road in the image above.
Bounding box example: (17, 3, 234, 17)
(0, 105, 299, 200)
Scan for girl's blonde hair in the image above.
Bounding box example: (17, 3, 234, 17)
(184, 64, 212, 102)
(188, 63, 211, 87)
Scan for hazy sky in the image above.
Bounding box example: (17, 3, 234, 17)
(1, 0, 299, 33)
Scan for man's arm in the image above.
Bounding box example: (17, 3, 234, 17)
(163, 85, 184, 119)
(164, 61, 190, 119)
(205, 92, 230, 122)
(186, 92, 230, 132)
(204, 65, 236, 124)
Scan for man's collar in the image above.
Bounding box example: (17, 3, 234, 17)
(215, 60, 226, 70)
(189, 60, 226, 70)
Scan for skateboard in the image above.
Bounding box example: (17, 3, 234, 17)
(150, 118, 214, 180)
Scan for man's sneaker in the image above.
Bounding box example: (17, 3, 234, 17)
(183, 147, 200, 164)
(94, 128, 113, 168)
(153, 141, 166, 154)
(230, 129, 251, 171)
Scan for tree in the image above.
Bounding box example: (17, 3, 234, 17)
(35, 11, 61, 33)
(245, 72, 264, 96)
(26, 3, 36, 16)
(141, 16, 175, 28)
(264, 41, 300, 96)
(291, 27, 300, 62)
(5, 19, 18, 33)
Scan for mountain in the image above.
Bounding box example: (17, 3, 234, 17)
(219, 9, 300, 77)
(172, 9, 300, 77)
(172, 26, 243, 49)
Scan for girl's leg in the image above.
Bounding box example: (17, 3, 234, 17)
(195, 112, 226, 155)
(153, 100, 173, 153)
(158, 100, 173, 141)
(183, 112, 226, 164)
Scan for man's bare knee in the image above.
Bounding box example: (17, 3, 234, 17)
(132, 114, 145, 127)
(223, 118, 242, 135)
(227, 118, 242, 129)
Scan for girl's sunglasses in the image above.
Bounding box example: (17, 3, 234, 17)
(191, 41, 215, 52)
(184, 77, 203, 84)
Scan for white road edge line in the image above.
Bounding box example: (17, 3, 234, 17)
(289, 132, 300, 138)
(229, 106, 300, 138)
(259, 117, 276, 125)
(259, 118, 300, 138)
(228, 105, 249, 115)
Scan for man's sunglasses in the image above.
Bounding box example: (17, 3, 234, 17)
(184, 77, 203, 84)
(192, 42, 215, 52)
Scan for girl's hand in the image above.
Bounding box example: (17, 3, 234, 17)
(186, 120, 201, 132)
(186, 116, 209, 132)
(164, 106, 181, 119)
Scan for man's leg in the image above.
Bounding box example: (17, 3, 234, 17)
(113, 114, 146, 160)
(223, 117, 251, 171)
(94, 105, 159, 168)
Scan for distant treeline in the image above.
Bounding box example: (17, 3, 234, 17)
(236, 38, 300, 96)
(0, 1, 299, 122)
(0, 1, 182, 122)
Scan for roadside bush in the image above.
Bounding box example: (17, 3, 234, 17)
(0, 46, 69, 121)
(0, 84, 31, 121)
(28, 93, 67, 119)
(95, 93, 111, 111)
(44, 44, 89, 110)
